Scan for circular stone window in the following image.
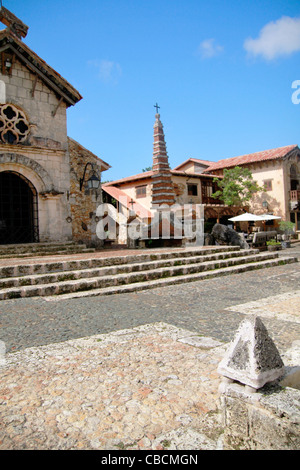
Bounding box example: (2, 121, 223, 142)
(0, 104, 30, 144)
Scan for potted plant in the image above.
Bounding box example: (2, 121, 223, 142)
(279, 221, 295, 248)
(266, 239, 282, 251)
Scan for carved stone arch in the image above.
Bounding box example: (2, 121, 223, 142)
(0, 153, 54, 191)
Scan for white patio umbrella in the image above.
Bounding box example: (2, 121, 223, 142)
(259, 214, 281, 220)
(228, 212, 265, 222)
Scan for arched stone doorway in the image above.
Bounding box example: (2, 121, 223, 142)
(0, 171, 39, 244)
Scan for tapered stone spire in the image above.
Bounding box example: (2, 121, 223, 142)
(151, 110, 175, 208)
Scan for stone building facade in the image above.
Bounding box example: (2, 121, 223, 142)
(0, 7, 110, 246)
(203, 145, 300, 231)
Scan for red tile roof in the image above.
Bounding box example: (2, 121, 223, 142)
(171, 169, 219, 178)
(173, 158, 214, 170)
(103, 170, 153, 186)
(203, 145, 298, 172)
(104, 168, 218, 187)
(102, 185, 152, 219)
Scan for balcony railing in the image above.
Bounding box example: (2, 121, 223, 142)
(202, 196, 223, 205)
(289, 190, 300, 201)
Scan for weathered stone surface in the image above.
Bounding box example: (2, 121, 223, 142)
(218, 316, 285, 389)
(0, 247, 297, 300)
(212, 223, 249, 249)
(220, 381, 300, 450)
(68, 137, 104, 247)
(0, 6, 29, 39)
(0, 323, 225, 450)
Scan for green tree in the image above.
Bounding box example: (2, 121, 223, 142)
(211, 166, 265, 206)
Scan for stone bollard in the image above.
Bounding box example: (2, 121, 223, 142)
(218, 315, 285, 391)
(217, 316, 300, 450)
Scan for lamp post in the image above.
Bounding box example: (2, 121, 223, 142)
(80, 163, 101, 191)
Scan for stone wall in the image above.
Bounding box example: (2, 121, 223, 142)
(220, 381, 300, 450)
(0, 57, 74, 243)
(68, 138, 103, 247)
(1, 59, 68, 147)
(0, 60, 109, 245)
(0, 57, 70, 196)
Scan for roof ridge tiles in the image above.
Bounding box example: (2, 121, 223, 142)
(203, 144, 298, 172)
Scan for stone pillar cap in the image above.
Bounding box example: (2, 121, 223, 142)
(0, 6, 29, 39)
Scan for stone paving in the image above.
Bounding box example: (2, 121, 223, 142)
(0, 323, 226, 450)
(0, 245, 299, 450)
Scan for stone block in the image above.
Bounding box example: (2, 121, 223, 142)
(17, 69, 25, 79)
(248, 406, 289, 449)
(22, 78, 33, 90)
(40, 91, 49, 103)
(221, 394, 250, 438)
(17, 86, 27, 99)
(220, 382, 300, 450)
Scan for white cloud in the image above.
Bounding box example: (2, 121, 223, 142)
(88, 59, 122, 83)
(197, 38, 223, 59)
(244, 16, 300, 60)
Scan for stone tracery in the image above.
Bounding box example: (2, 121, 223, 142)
(0, 103, 30, 144)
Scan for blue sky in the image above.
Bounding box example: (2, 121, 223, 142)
(4, 0, 300, 181)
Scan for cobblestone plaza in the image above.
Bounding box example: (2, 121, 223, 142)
(0, 246, 299, 450)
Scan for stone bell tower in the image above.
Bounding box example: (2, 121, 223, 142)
(151, 105, 175, 208)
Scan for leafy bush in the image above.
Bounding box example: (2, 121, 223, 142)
(279, 221, 295, 234)
(266, 239, 281, 246)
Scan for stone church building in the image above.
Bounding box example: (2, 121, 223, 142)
(0, 7, 110, 246)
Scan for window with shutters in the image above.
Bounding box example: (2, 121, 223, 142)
(136, 185, 147, 198)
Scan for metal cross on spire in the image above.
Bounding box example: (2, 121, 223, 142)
(154, 103, 160, 114)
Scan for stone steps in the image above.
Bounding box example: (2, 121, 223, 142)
(0, 246, 297, 300)
(0, 248, 260, 288)
(0, 246, 240, 278)
(0, 242, 95, 258)
(49, 256, 296, 301)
